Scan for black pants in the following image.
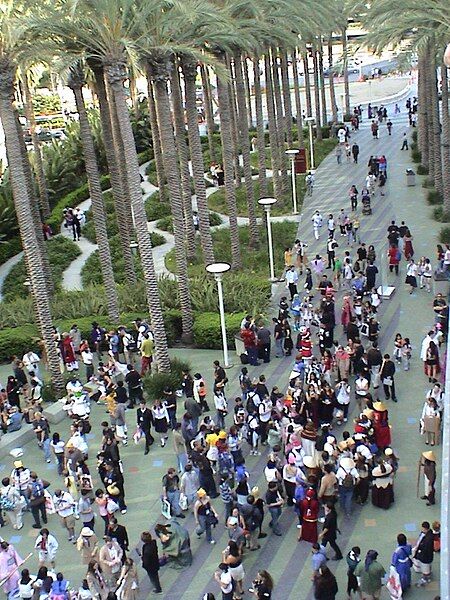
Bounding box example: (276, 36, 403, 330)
(260, 343, 270, 363)
(389, 264, 399, 275)
(383, 380, 397, 400)
(288, 283, 298, 300)
(323, 535, 342, 559)
(145, 569, 162, 592)
(31, 501, 47, 527)
(327, 252, 335, 269)
(351, 197, 357, 211)
(353, 153, 358, 163)
(129, 386, 143, 407)
(143, 429, 154, 452)
(401, 140, 408, 150)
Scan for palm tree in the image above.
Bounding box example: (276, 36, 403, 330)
(170, 61, 197, 261)
(302, 50, 313, 118)
(327, 35, 338, 124)
(318, 45, 328, 126)
(67, 64, 120, 323)
(264, 52, 282, 198)
(181, 54, 215, 264)
(341, 25, 350, 117)
(311, 44, 322, 140)
(89, 59, 137, 286)
(441, 62, 450, 216)
(242, 57, 253, 128)
(144, 65, 166, 201)
(232, 50, 259, 247)
(0, 2, 64, 394)
(291, 47, 305, 147)
(146, 54, 194, 341)
(200, 63, 217, 164)
(252, 54, 268, 194)
(280, 49, 293, 147)
(21, 71, 51, 218)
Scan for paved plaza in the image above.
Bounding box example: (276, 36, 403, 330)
(0, 94, 443, 600)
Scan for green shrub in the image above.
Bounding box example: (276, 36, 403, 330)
(0, 324, 41, 361)
(411, 149, 422, 163)
(432, 206, 450, 222)
(0, 236, 22, 264)
(412, 130, 418, 143)
(2, 237, 81, 300)
(145, 195, 170, 221)
(439, 226, 450, 244)
(156, 212, 222, 233)
(193, 312, 245, 349)
(142, 357, 191, 399)
(417, 164, 428, 176)
(427, 190, 443, 205)
(209, 212, 222, 226)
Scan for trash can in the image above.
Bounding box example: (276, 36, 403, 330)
(406, 168, 416, 187)
(434, 270, 450, 296)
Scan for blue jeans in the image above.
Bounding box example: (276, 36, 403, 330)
(197, 514, 213, 541)
(275, 338, 284, 357)
(177, 452, 188, 473)
(339, 486, 354, 516)
(247, 347, 258, 366)
(268, 506, 282, 534)
(42, 438, 51, 461)
(167, 489, 182, 516)
(216, 411, 225, 430)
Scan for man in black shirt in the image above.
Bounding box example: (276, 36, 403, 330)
(108, 517, 129, 559)
(213, 360, 227, 387)
(356, 243, 367, 271)
(380, 353, 397, 401)
(318, 504, 343, 559)
(346, 318, 359, 343)
(115, 381, 128, 404)
(318, 274, 333, 296)
(365, 261, 379, 290)
(256, 325, 271, 363)
(272, 318, 284, 358)
(265, 482, 283, 536)
(387, 221, 399, 246)
(136, 401, 154, 454)
(125, 365, 142, 408)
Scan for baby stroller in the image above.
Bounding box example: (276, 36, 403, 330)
(362, 194, 372, 215)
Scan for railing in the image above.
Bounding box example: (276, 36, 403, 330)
(440, 312, 450, 598)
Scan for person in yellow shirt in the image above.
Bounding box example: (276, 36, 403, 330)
(140, 333, 154, 376)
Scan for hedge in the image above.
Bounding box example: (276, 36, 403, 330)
(0, 309, 183, 363)
(193, 312, 245, 349)
(0, 236, 22, 264)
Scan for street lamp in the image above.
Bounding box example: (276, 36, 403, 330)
(285, 149, 299, 214)
(340, 93, 345, 122)
(258, 197, 278, 282)
(205, 262, 232, 368)
(129, 240, 139, 255)
(23, 279, 31, 290)
(304, 117, 315, 173)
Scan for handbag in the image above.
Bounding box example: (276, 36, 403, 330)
(106, 498, 120, 514)
(383, 376, 393, 386)
(179, 493, 188, 511)
(386, 565, 402, 599)
(107, 483, 120, 496)
(161, 498, 171, 519)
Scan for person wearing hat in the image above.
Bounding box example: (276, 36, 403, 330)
(298, 489, 319, 543)
(10, 460, 31, 505)
(98, 536, 123, 588)
(412, 521, 435, 587)
(372, 402, 391, 450)
(194, 488, 219, 544)
(371, 461, 394, 509)
(420, 451, 436, 506)
(336, 457, 359, 517)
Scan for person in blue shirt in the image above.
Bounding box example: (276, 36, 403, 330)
(6, 407, 23, 433)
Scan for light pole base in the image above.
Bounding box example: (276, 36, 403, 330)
(269, 277, 279, 283)
(224, 363, 234, 369)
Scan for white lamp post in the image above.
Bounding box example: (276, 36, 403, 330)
(258, 197, 278, 282)
(304, 117, 315, 173)
(129, 240, 139, 255)
(205, 262, 232, 368)
(285, 149, 299, 214)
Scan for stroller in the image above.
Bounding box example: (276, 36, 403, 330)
(362, 193, 372, 215)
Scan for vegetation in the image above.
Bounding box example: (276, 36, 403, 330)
(155, 212, 222, 233)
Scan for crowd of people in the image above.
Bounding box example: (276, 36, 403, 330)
(0, 96, 445, 600)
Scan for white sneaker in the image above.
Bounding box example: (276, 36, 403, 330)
(210, 540, 216, 545)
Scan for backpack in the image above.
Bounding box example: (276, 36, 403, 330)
(342, 469, 354, 489)
(246, 392, 257, 414)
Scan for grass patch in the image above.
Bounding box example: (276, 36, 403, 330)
(165, 221, 298, 278)
(155, 212, 222, 233)
(2, 237, 81, 300)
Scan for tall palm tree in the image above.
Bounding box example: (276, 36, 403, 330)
(170, 61, 197, 261)
(21, 71, 51, 218)
(89, 59, 137, 286)
(291, 47, 305, 147)
(144, 65, 166, 201)
(242, 56, 253, 128)
(67, 64, 120, 322)
(318, 45, 328, 126)
(441, 62, 450, 215)
(280, 49, 293, 147)
(252, 54, 268, 194)
(200, 63, 217, 164)
(232, 49, 259, 247)
(311, 45, 322, 139)
(0, 2, 64, 394)
(327, 35, 338, 124)
(302, 49, 313, 117)
(264, 52, 282, 198)
(181, 54, 215, 264)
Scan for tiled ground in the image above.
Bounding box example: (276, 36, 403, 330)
(0, 92, 443, 599)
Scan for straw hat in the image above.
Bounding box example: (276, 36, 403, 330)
(80, 527, 94, 537)
(373, 401, 387, 412)
(303, 456, 316, 469)
(422, 451, 436, 462)
(324, 443, 334, 455)
(338, 440, 349, 451)
(384, 447, 393, 456)
(197, 488, 207, 497)
(251, 486, 260, 499)
(13, 460, 23, 469)
(218, 431, 227, 440)
(362, 408, 374, 419)
(340, 457, 355, 470)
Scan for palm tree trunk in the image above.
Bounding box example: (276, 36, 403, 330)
(215, 52, 242, 269)
(264, 53, 282, 198)
(170, 61, 197, 261)
(144, 66, 166, 201)
(243, 57, 253, 128)
(233, 51, 258, 247)
(441, 63, 450, 216)
(280, 49, 293, 147)
(429, 49, 443, 196)
(417, 52, 429, 169)
(253, 55, 268, 195)
(327, 36, 338, 124)
(181, 56, 215, 265)
(69, 75, 120, 322)
(318, 48, 328, 126)
(148, 58, 194, 342)
(302, 51, 313, 117)
(90, 62, 137, 286)
(105, 64, 171, 372)
(426, 47, 436, 186)
(200, 63, 217, 164)
(312, 49, 323, 140)
(271, 49, 289, 193)
(292, 48, 304, 147)
(22, 74, 50, 219)
(342, 28, 350, 117)
(129, 70, 140, 119)
(0, 76, 64, 395)
(226, 55, 241, 187)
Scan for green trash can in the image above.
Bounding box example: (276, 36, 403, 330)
(406, 168, 416, 187)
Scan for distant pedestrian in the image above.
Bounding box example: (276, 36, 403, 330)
(401, 133, 408, 150)
(354, 550, 386, 599)
(351, 143, 359, 163)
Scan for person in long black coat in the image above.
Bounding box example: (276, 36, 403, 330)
(140, 531, 162, 593)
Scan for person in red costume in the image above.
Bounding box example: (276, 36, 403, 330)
(299, 488, 319, 543)
(62, 332, 79, 372)
(372, 401, 391, 449)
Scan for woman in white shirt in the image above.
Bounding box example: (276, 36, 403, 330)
(405, 259, 418, 294)
(420, 397, 440, 446)
(419, 257, 433, 292)
(151, 400, 170, 447)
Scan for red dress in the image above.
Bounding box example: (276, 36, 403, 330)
(373, 409, 391, 448)
(299, 497, 319, 543)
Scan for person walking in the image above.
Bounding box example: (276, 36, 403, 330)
(346, 546, 361, 599)
(351, 143, 359, 163)
(400, 133, 408, 150)
(312, 211, 323, 240)
(53, 488, 76, 542)
(140, 532, 162, 594)
(98, 536, 123, 589)
(34, 529, 58, 569)
(0, 477, 24, 530)
(354, 550, 386, 600)
(412, 521, 434, 587)
(29, 471, 48, 530)
(336, 457, 359, 517)
(77, 527, 100, 565)
(194, 488, 219, 544)
(32, 411, 52, 464)
(162, 467, 185, 519)
(391, 533, 412, 594)
(313, 565, 338, 600)
(380, 354, 397, 402)
(318, 504, 343, 560)
(265, 481, 283, 536)
(326, 238, 338, 270)
(136, 401, 154, 455)
(116, 557, 139, 600)
(140, 333, 154, 376)
(285, 266, 299, 301)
